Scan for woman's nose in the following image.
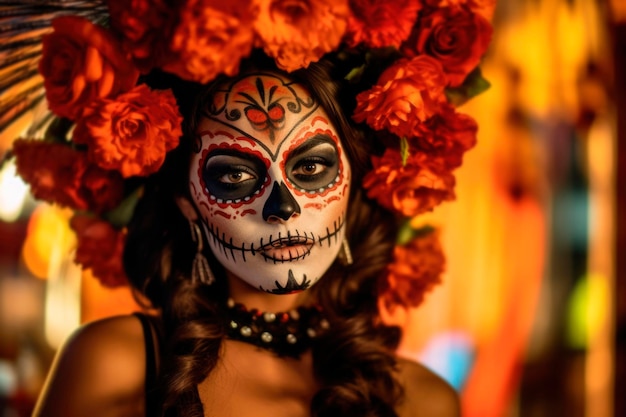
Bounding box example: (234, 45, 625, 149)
(262, 182, 301, 222)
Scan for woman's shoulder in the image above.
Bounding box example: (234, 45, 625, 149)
(57, 314, 149, 374)
(395, 356, 461, 417)
(32, 314, 151, 417)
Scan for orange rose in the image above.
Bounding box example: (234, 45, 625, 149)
(162, 0, 255, 83)
(353, 56, 448, 138)
(107, 0, 178, 72)
(411, 104, 477, 169)
(13, 139, 124, 213)
(402, 2, 493, 87)
(70, 215, 128, 288)
(38, 16, 139, 120)
(254, 0, 349, 72)
(380, 230, 445, 308)
(345, 0, 421, 48)
(73, 85, 182, 178)
(363, 148, 455, 217)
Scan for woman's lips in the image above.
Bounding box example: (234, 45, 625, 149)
(260, 237, 314, 262)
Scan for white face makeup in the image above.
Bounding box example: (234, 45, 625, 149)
(189, 73, 351, 294)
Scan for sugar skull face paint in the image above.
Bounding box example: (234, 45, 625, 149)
(189, 73, 351, 294)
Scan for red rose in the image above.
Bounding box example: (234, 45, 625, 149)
(82, 165, 127, 212)
(353, 56, 448, 138)
(411, 104, 478, 169)
(380, 230, 445, 308)
(402, 2, 493, 87)
(363, 148, 456, 217)
(162, 0, 255, 83)
(13, 139, 124, 213)
(254, 0, 349, 72)
(70, 215, 128, 288)
(73, 85, 182, 178)
(107, 0, 178, 72)
(345, 0, 421, 48)
(38, 16, 139, 120)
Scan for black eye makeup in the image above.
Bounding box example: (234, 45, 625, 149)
(285, 134, 340, 192)
(203, 150, 267, 202)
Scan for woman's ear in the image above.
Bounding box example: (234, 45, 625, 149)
(175, 196, 199, 222)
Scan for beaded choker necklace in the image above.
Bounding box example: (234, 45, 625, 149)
(226, 298, 330, 358)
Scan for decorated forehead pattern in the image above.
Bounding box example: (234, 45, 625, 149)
(200, 73, 319, 159)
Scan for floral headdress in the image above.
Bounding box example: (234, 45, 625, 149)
(3, 0, 495, 309)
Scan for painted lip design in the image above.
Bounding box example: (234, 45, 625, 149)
(204, 214, 345, 264)
(259, 236, 315, 262)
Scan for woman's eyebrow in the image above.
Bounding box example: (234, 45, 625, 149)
(289, 134, 336, 159)
(207, 148, 263, 163)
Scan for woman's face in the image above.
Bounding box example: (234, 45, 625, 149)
(189, 73, 351, 294)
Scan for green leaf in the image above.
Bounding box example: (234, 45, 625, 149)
(396, 220, 436, 246)
(345, 64, 366, 83)
(445, 67, 491, 107)
(102, 186, 143, 229)
(43, 117, 74, 143)
(400, 136, 410, 166)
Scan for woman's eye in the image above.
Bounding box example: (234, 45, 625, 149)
(293, 161, 325, 177)
(219, 170, 255, 184)
(285, 137, 340, 191)
(203, 153, 266, 201)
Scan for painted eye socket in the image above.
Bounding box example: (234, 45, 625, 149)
(286, 136, 339, 192)
(204, 152, 267, 201)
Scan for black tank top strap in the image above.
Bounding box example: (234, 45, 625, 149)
(133, 312, 160, 417)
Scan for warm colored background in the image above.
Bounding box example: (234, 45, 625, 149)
(1, 0, 625, 416)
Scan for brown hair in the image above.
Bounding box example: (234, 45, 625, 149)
(123, 52, 403, 416)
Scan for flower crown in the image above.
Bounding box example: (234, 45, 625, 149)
(6, 0, 495, 309)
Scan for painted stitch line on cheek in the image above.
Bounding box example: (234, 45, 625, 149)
(317, 214, 345, 248)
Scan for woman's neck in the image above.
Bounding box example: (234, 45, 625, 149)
(227, 272, 308, 312)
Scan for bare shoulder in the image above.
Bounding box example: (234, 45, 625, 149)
(394, 356, 460, 417)
(33, 314, 150, 417)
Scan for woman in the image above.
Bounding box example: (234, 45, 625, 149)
(31, 56, 460, 417)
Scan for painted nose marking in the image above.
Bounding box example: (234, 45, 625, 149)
(263, 182, 301, 221)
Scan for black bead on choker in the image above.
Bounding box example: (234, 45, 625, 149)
(225, 298, 330, 358)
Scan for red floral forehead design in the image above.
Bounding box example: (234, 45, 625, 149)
(204, 73, 317, 148)
(3, 0, 496, 308)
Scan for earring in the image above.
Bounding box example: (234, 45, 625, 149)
(340, 238, 353, 266)
(189, 220, 215, 285)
